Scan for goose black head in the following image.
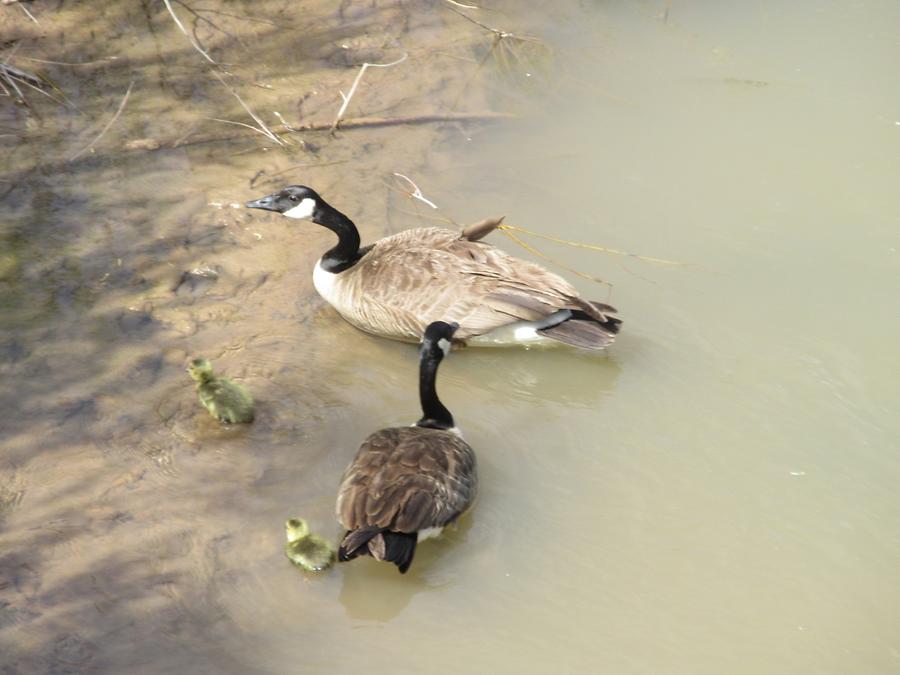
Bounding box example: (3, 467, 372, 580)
(421, 321, 460, 361)
(245, 185, 323, 221)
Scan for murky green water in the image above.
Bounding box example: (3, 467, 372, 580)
(2, 1, 899, 673)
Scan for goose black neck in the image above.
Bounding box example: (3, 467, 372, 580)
(415, 353, 454, 431)
(316, 203, 362, 273)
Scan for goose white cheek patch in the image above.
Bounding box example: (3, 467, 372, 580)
(283, 197, 316, 219)
(438, 338, 452, 356)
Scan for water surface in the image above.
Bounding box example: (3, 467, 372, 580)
(1, 1, 898, 673)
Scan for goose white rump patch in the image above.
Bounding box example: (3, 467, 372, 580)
(417, 526, 443, 542)
(468, 309, 572, 347)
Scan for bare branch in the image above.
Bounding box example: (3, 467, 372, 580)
(330, 53, 408, 133)
(136, 111, 513, 149)
(13, 55, 119, 67)
(500, 224, 687, 266)
(18, 2, 39, 23)
(162, 0, 217, 64)
(392, 173, 438, 209)
(211, 71, 285, 146)
(443, 4, 541, 42)
(69, 79, 134, 161)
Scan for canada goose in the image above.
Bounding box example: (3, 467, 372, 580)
(245, 186, 622, 350)
(186, 358, 254, 423)
(335, 321, 477, 573)
(284, 518, 336, 572)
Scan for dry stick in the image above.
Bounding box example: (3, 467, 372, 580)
(172, 0, 240, 43)
(330, 53, 408, 134)
(444, 0, 480, 8)
(162, 0, 217, 64)
(501, 229, 612, 287)
(0, 68, 26, 102)
(8, 74, 69, 107)
(182, 7, 277, 26)
(392, 173, 438, 209)
(211, 71, 285, 146)
(69, 79, 134, 161)
(162, 111, 513, 148)
(255, 159, 349, 186)
(17, 2, 38, 23)
(1, 57, 80, 110)
(499, 224, 687, 266)
(444, 4, 541, 42)
(14, 55, 119, 67)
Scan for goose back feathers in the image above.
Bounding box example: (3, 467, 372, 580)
(336, 426, 477, 573)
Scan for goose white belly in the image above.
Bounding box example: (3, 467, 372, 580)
(313, 258, 361, 322)
(312, 259, 338, 304)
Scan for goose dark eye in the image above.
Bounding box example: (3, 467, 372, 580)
(289, 194, 299, 202)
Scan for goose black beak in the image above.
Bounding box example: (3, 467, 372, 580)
(245, 195, 278, 211)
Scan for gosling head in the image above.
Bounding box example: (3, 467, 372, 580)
(186, 357, 214, 383)
(285, 518, 310, 543)
(245, 185, 323, 221)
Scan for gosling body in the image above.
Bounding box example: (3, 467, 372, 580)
(284, 518, 335, 572)
(187, 358, 254, 424)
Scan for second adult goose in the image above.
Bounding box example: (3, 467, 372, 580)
(245, 185, 622, 350)
(335, 320, 477, 574)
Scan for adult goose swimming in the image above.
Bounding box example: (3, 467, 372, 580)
(335, 320, 477, 573)
(245, 185, 622, 350)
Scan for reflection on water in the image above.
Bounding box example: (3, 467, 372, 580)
(2, 0, 899, 673)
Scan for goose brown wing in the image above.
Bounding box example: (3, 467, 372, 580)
(339, 228, 614, 339)
(336, 426, 477, 534)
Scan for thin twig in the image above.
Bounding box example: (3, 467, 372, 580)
(131, 111, 513, 150)
(444, 4, 540, 42)
(69, 79, 134, 161)
(1, 67, 26, 102)
(209, 117, 282, 140)
(501, 229, 612, 287)
(177, 5, 278, 26)
(211, 71, 285, 146)
(252, 159, 349, 187)
(392, 173, 438, 209)
(162, 0, 217, 64)
(6, 72, 68, 107)
(17, 2, 38, 23)
(13, 55, 118, 67)
(330, 53, 408, 133)
(444, 0, 480, 8)
(500, 224, 687, 266)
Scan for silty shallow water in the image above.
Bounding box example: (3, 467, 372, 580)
(1, 1, 899, 673)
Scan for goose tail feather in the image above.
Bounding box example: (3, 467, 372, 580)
(537, 303, 621, 350)
(339, 528, 419, 573)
